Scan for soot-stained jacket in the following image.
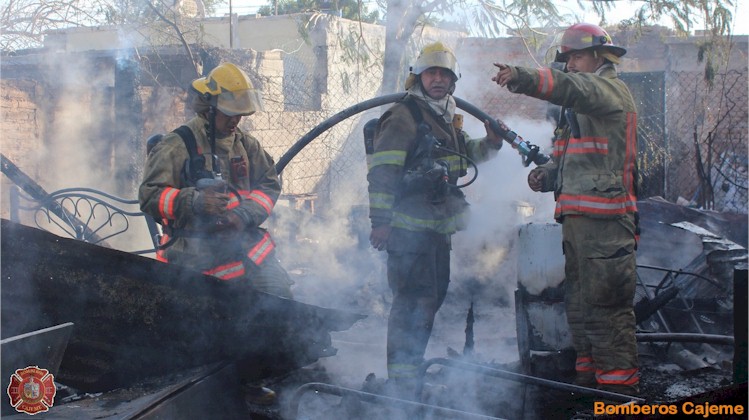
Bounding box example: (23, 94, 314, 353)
(367, 96, 498, 249)
(139, 115, 281, 276)
(506, 64, 638, 221)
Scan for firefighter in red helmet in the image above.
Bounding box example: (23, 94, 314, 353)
(493, 23, 641, 396)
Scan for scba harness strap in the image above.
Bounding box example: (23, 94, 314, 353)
(172, 125, 215, 184)
(149, 125, 246, 251)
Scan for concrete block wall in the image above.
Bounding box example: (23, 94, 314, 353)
(2, 18, 746, 217)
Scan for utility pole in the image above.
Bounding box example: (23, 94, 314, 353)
(229, 0, 233, 48)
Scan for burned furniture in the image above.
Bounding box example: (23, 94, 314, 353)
(1, 219, 364, 392)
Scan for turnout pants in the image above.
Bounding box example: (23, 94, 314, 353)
(386, 234, 450, 385)
(562, 215, 639, 395)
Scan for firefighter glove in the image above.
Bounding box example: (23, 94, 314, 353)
(220, 210, 248, 231)
(192, 189, 229, 217)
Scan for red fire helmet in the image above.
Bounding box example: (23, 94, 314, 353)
(555, 23, 627, 62)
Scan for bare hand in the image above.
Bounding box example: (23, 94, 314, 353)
(528, 170, 545, 192)
(369, 225, 391, 251)
(492, 63, 514, 87)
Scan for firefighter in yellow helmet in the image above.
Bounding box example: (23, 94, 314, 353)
(140, 62, 292, 296)
(139, 62, 290, 404)
(139, 62, 293, 299)
(367, 41, 503, 399)
(494, 23, 640, 396)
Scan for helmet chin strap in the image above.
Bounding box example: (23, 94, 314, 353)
(205, 94, 222, 179)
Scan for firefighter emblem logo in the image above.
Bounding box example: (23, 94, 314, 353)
(7, 366, 56, 415)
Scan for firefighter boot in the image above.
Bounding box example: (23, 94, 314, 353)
(243, 384, 278, 406)
(383, 377, 422, 401)
(598, 383, 640, 398)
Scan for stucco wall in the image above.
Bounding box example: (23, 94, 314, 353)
(2, 17, 747, 216)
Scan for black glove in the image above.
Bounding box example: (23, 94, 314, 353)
(216, 210, 248, 231)
(192, 189, 229, 217)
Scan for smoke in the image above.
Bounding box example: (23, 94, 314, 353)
(266, 31, 566, 416)
(2, 18, 564, 416)
(38, 53, 117, 192)
(270, 107, 560, 419)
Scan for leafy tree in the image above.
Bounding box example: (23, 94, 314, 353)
(1, 0, 734, 83)
(258, 0, 378, 22)
(376, 0, 565, 94)
(374, 0, 736, 93)
(615, 0, 737, 84)
(1, 0, 222, 56)
(1, 0, 105, 52)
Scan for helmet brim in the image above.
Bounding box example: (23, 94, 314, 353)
(555, 45, 627, 62)
(412, 51, 459, 80)
(216, 89, 264, 117)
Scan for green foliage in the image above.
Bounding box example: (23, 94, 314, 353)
(202, 0, 226, 15)
(615, 0, 735, 83)
(258, 0, 378, 22)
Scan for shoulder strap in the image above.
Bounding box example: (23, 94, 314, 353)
(173, 125, 199, 159)
(401, 96, 423, 125)
(173, 125, 213, 183)
(402, 95, 452, 134)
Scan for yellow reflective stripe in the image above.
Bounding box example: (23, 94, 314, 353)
(159, 187, 179, 219)
(248, 190, 274, 215)
(439, 155, 468, 176)
(369, 192, 395, 210)
(537, 67, 554, 99)
(387, 363, 419, 378)
(204, 261, 245, 280)
(368, 150, 407, 170)
(247, 232, 274, 265)
(391, 210, 467, 234)
(596, 368, 639, 386)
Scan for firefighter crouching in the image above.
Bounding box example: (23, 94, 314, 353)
(494, 23, 640, 396)
(139, 62, 293, 405)
(367, 41, 504, 399)
(139, 62, 293, 299)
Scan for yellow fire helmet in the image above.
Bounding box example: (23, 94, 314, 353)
(406, 41, 460, 90)
(191, 62, 264, 116)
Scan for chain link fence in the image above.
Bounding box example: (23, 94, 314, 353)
(244, 40, 386, 216)
(665, 70, 748, 213)
(257, 42, 747, 216)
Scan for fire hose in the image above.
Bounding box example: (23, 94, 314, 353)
(287, 382, 505, 420)
(275, 93, 550, 175)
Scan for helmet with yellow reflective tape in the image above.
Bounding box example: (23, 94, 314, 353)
(191, 62, 264, 116)
(406, 41, 460, 90)
(553, 23, 626, 63)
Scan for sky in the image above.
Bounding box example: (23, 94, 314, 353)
(214, 0, 749, 35)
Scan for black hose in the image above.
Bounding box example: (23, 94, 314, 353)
(436, 146, 479, 188)
(276, 93, 407, 174)
(635, 332, 734, 346)
(287, 382, 504, 420)
(275, 93, 548, 174)
(418, 358, 645, 404)
(453, 97, 550, 166)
